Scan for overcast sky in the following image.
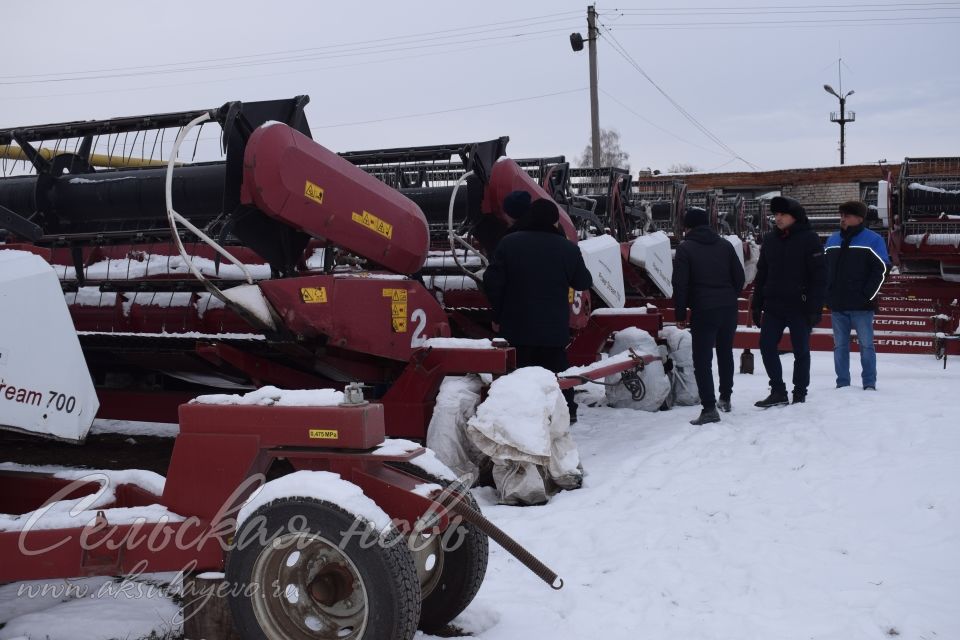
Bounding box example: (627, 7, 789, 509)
(3, 1, 959, 173)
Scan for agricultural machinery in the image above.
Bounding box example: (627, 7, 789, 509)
(0, 96, 666, 638)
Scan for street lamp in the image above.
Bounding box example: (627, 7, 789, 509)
(824, 84, 855, 165)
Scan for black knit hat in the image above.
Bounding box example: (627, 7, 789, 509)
(838, 200, 868, 219)
(683, 207, 709, 228)
(769, 196, 807, 223)
(529, 198, 560, 227)
(502, 190, 532, 219)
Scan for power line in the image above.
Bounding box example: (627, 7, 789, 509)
(605, 1, 960, 11)
(604, 16, 960, 27)
(599, 89, 731, 158)
(0, 33, 563, 103)
(0, 12, 582, 84)
(605, 6, 960, 14)
(596, 22, 758, 170)
(311, 87, 589, 129)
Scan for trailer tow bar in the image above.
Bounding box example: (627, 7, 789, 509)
(417, 476, 564, 590)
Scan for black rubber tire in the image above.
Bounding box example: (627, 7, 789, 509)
(225, 497, 420, 640)
(390, 463, 489, 633)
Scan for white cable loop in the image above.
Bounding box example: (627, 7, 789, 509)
(447, 170, 487, 284)
(165, 112, 254, 286)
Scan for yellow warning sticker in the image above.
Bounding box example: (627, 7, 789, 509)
(304, 180, 325, 205)
(309, 429, 339, 440)
(383, 288, 408, 332)
(300, 287, 328, 303)
(352, 210, 393, 239)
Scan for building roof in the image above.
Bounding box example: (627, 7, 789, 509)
(654, 163, 900, 191)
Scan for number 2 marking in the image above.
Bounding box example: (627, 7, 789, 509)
(410, 308, 428, 347)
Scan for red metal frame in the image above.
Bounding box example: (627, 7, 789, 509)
(0, 402, 450, 583)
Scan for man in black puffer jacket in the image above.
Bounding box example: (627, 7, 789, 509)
(673, 207, 746, 425)
(751, 196, 826, 407)
(484, 198, 593, 421)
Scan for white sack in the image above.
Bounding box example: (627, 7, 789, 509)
(425, 375, 485, 480)
(660, 325, 700, 406)
(603, 327, 671, 411)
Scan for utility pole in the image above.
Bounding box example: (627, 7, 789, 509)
(824, 59, 855, 165)
(587, 5, 601, 168)
(570, 5, 601, 167)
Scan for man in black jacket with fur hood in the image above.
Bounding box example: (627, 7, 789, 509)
(751, 196, 826, 407)
(673, 207, 746, 425)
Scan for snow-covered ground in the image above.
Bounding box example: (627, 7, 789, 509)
(2, 351, 958, 640)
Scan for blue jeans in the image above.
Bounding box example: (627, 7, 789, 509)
(831, 310, 876, 388)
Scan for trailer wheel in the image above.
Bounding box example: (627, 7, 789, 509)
(225, 498, 420, 640)
(392, 464, 489, 633)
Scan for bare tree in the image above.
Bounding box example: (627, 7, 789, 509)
(668, 163, 700, 174)
(578, 128, 630, 169)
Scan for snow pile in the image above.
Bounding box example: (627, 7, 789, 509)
(904, 233, 960, 248)
(121, 291, 193, 315)
(305, 247, 326, 270)
(424, 337, 495, 349)
(89, 419, 179, 438)
(191, 385, 344, 406)
(908, 182, 960, 194)
(237, 470, 392, 532)
(0, 464, 179, 533)
(53, 254, 271, 281)
(222, 284, 276, 329)
(0, 576, 181, 640)
(467, 367, 581, 505)
(591, 306, 648, 316)
(424, 253, 484, 268)
(63, 287, 118, 307)
(371, 437, 459, 482)
(422, 274, 480, 291)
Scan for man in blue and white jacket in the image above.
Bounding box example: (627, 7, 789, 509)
(824, 200, 890, 390)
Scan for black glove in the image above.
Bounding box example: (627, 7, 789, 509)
(751, 308, 762, 327)
(807, 311, 822, 327)
(675, 309, 687, 324)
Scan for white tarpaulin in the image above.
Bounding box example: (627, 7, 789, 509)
(466, 367, 582, 505)
(0, 250, 99, 442)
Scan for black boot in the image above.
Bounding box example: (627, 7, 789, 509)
(690, 407, 721, 425)
(792, 389, 806, 404)
(754, 390, 789, 408)
(717, 397, 731, 413)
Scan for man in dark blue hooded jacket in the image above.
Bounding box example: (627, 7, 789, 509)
(673, 207, 746, 425)
(751, 196, 826, 407)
